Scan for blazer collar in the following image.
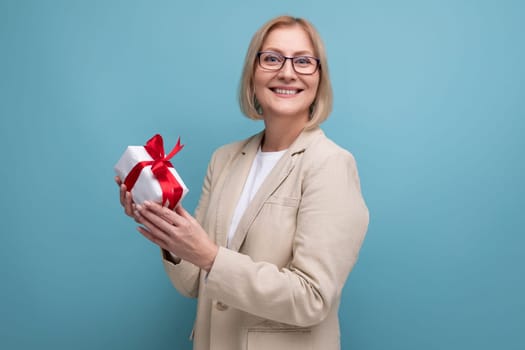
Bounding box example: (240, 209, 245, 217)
(220, 127, 324, 251)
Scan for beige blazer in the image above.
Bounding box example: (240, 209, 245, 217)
(162, 127, 369, 350)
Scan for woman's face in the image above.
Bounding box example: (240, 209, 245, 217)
(254, 25, 320, 122)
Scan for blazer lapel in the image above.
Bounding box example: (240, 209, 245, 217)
(214, 132, 263, 248)
(228, 127, 324, 252)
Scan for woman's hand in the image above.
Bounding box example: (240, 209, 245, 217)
(115, 176, 136, 218)
(134, 201, 218, 272)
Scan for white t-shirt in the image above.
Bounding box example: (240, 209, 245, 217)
(226, 147, 287, 247)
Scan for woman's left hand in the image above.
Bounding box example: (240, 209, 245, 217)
(133, 201, 218, 272)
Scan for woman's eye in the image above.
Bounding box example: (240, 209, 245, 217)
(295, 57, 313, 65)
(264, 53, 282, 63)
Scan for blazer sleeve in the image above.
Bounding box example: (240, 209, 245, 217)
(204, 151, 369, 326)
(160, 149, 217, 298)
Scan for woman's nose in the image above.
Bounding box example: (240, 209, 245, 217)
(278, 59, 297, 80)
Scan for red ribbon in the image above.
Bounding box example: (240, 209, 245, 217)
(124, 134, 184, 209)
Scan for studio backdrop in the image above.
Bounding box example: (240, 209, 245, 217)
(1, 1, 523, 349)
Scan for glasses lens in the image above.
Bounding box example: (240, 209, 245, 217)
(260, 52, 284, 70)
(293, 56, 317, 74)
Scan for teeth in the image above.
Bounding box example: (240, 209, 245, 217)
(274, 88, 298, 95)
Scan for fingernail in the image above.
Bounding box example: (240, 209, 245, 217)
(144, 201, 152, 206)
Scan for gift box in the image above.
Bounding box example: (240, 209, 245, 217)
(114, 134, 189, 209)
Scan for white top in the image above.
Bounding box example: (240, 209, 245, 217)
(226, 147, 287, 247)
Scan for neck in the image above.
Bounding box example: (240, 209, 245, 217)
(261, 116, 308, 152)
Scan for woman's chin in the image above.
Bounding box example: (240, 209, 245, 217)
(263, 108, 310, 122)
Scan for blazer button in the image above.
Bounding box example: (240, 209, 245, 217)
(216, 301, 228, 311)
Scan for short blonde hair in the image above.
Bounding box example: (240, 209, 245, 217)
(238, 16, 333, 129)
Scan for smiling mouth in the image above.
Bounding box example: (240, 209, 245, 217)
(271, 88, 302, 95)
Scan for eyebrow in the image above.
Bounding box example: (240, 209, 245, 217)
(262, 48, 315, 56)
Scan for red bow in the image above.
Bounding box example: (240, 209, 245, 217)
(124, 134, 184, 209)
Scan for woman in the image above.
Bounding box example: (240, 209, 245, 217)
(117, 15, 369, 350)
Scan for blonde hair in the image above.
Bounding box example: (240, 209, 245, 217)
(238, 16, 333, 129)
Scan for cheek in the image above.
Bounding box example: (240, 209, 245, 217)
(253, 79, 266, 97)
(306, 78, 320, 100)
(311, 75, 321, 91)
(253, 68, 268, 88)
(303, 73, 320, 93)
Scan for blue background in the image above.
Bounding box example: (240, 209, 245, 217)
(1, 0, 523, 349)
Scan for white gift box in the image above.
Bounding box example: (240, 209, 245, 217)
(114, 145, 188, 208)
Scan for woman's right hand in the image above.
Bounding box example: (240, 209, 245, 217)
(115, 176, 136, 218)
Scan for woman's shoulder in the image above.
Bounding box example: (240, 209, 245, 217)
(216, 132, 261, 154)
(301, 129, 364, 189)
(209, 131, 263, 164)
(304, 128, 357, 165)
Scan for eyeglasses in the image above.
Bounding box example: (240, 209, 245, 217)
(257, 51, 320, 75)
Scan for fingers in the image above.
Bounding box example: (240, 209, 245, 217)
(136, 225, 168, 250)
(119, 184, 126, 206)
(115, 176, 122, 186)
(141, 200, 166, 215)
(134, 203, 175, 239)
(116, 176, 130, 213)
(116, 176, 134, 217)
(134, 210, 177, 253)
(125, 192, 135, 217)
(120, 187, 135, 217)
(175, 204, 188, 217)
(142, 201, 184, 226)
(175, 205, 196, 224)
